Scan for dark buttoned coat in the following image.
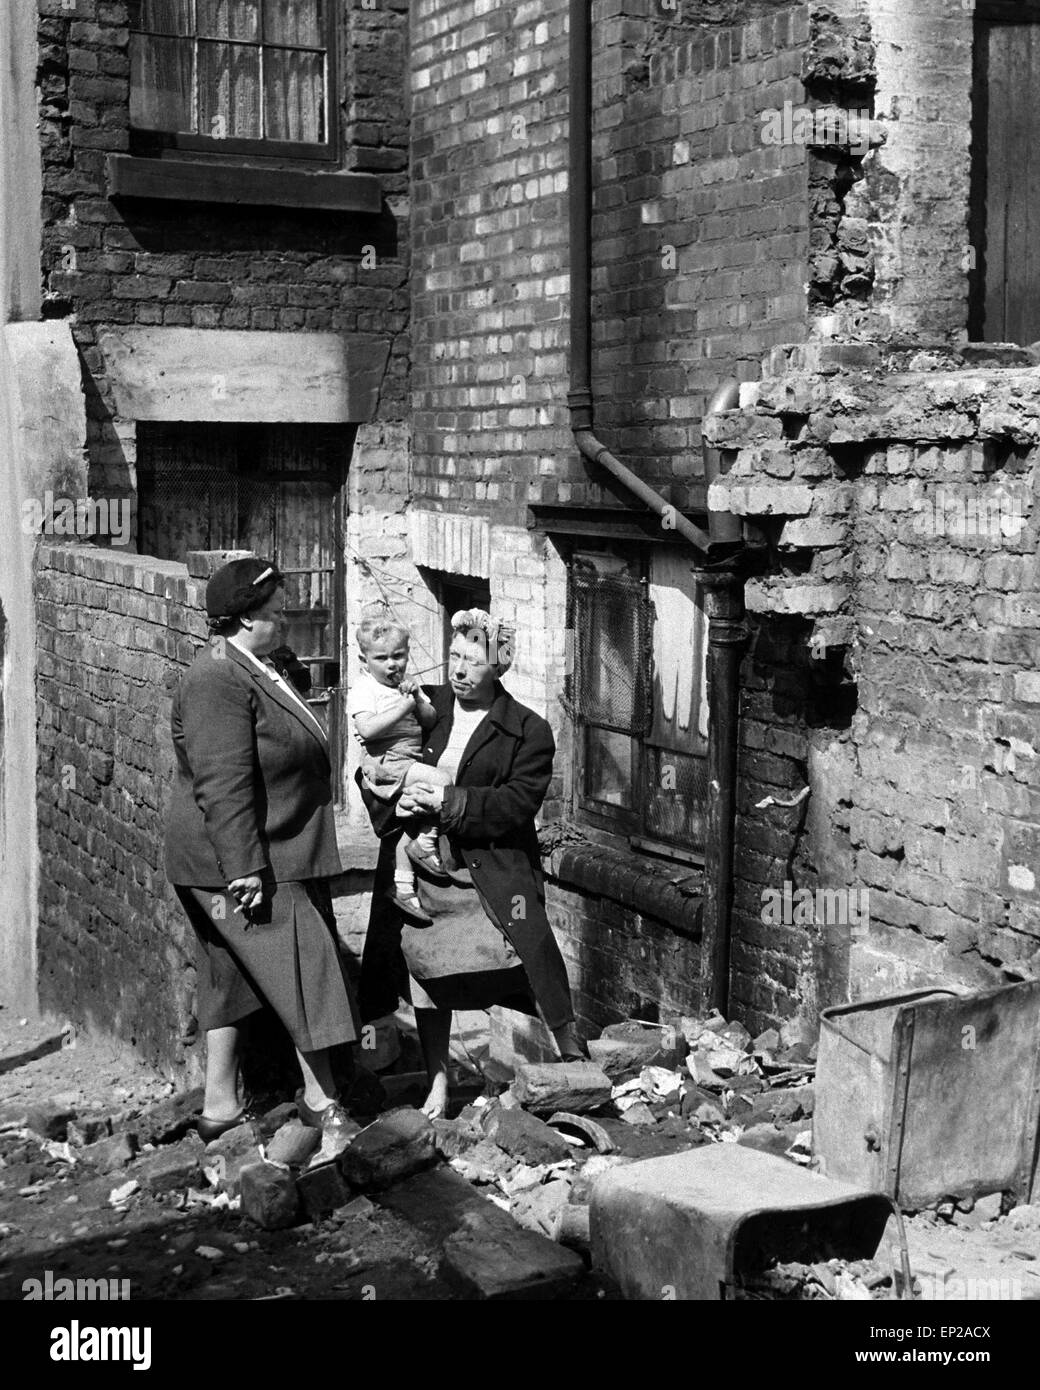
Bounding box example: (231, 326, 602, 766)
(358, 681, 574, 1029)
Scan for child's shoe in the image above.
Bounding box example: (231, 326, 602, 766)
(387, 888, 433, 926)
(405, 839, 448, 875)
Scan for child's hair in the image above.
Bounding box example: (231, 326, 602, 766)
(356, 617, 410, 654)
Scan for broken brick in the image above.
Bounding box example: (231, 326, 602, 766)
(240, 1161, 301, 1230)
(22, 1102, 76, 1141)
(431, 1116, 483, 1161)
(67, 1115, 112, 1146)
(265, 1121, 322, 1168)
(204, 1124, 261, 1196)
(442, 1222, 585, 1299)
(125, 1087, 204, 1146)
(510, 1177, 573, 1239)
(297, 1160, 351, 1219)
(81, 1131, 136, 1172)
(511, 1062, 612, 1116)
(134, 1137, 203, 1194)
(480, 1105, 573, 1166)
(258, 1102, 298, 1139)
(449, 1139, 515, 1184)
(338, 1107, 438, 1191)
(590, 1023, 685, 1079)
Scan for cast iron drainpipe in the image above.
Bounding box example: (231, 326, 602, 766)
(566, 0, 745, 1015)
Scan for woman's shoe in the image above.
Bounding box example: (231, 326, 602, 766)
(196, 1107, 256, 1143)
(294, 1093, 361, 1157)
(386, 888, 434, 926)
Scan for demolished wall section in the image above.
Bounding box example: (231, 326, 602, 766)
(707, 348, 1040, 1016)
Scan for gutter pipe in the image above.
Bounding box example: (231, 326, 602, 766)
(565, 0, 745, 1016)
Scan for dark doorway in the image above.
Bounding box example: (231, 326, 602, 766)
(421, 570, 492, 683)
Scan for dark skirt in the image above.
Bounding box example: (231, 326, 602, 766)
(177, 879, 361, 1052)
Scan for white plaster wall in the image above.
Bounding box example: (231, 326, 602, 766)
(0, 0, 43, 1012)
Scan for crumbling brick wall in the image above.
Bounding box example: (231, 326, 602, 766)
(707, 344, 1040, 1029)
(804, 0, 973, 342)
(35, 543, 206, 1073)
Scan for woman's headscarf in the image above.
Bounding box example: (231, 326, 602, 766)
(450, 608, 514, 674)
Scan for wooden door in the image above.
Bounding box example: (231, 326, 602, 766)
(137, 421, 354, 797)
(971, 5, 1040, 344)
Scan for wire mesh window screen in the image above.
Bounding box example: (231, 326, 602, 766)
(643, 746, 709, 847)
(569, 567, 653, 736)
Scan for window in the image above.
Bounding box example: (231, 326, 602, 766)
(130, 0, 336, 160)
(567, 545, 709, 860)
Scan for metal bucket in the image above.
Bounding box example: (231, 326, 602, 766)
(814, 981, 1040, 1207)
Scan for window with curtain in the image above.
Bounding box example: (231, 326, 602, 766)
(567, 544, 709, 859)
(130, 0, 335, 159)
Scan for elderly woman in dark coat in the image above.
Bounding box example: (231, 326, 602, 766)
(165, 558, 359, 1147)
(359, 610, 583, 1117)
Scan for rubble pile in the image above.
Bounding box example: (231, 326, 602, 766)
(736, 1257, 890, 1300)
(7, 1009, 1037, 1299)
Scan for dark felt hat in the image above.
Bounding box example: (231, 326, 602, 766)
(205, 557, 284, 620)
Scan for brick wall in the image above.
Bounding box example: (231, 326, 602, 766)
(35, 543, 207, 1072)
(843, 0, 972, 342)
(411, 0, 810, 525)
(407, 0, 814, 1033)
(36, 0, 411, 494)
(707, 345, 1040, 1030)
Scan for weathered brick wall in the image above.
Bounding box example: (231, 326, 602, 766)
(411, 0, 810, 523)
(707, 345, 1040, 1030)
(36, 543, 206, 1073)
(37, 0, 411, 493)
(407, 0, 814, 1032)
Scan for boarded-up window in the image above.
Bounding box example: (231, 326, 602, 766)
(970, 5, 1040, 344)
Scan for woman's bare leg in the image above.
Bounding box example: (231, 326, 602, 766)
(296, 1046, 339, 1112)
(415, 1006, 452, 1119)
(203, 1025, 245, 1120)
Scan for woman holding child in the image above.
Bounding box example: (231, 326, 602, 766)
(355, 609, 584, 1118)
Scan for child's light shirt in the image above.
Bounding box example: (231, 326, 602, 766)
(347, 670, 423, 758)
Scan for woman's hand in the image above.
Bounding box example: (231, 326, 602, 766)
(228, 874, 265, 913)
(397, 784, 445, 816)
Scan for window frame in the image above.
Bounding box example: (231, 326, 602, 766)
(565, 540, 709, 866)
(129, 0, 340, 165)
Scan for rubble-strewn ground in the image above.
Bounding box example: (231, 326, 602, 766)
(1, 1004, 1038, 1302)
